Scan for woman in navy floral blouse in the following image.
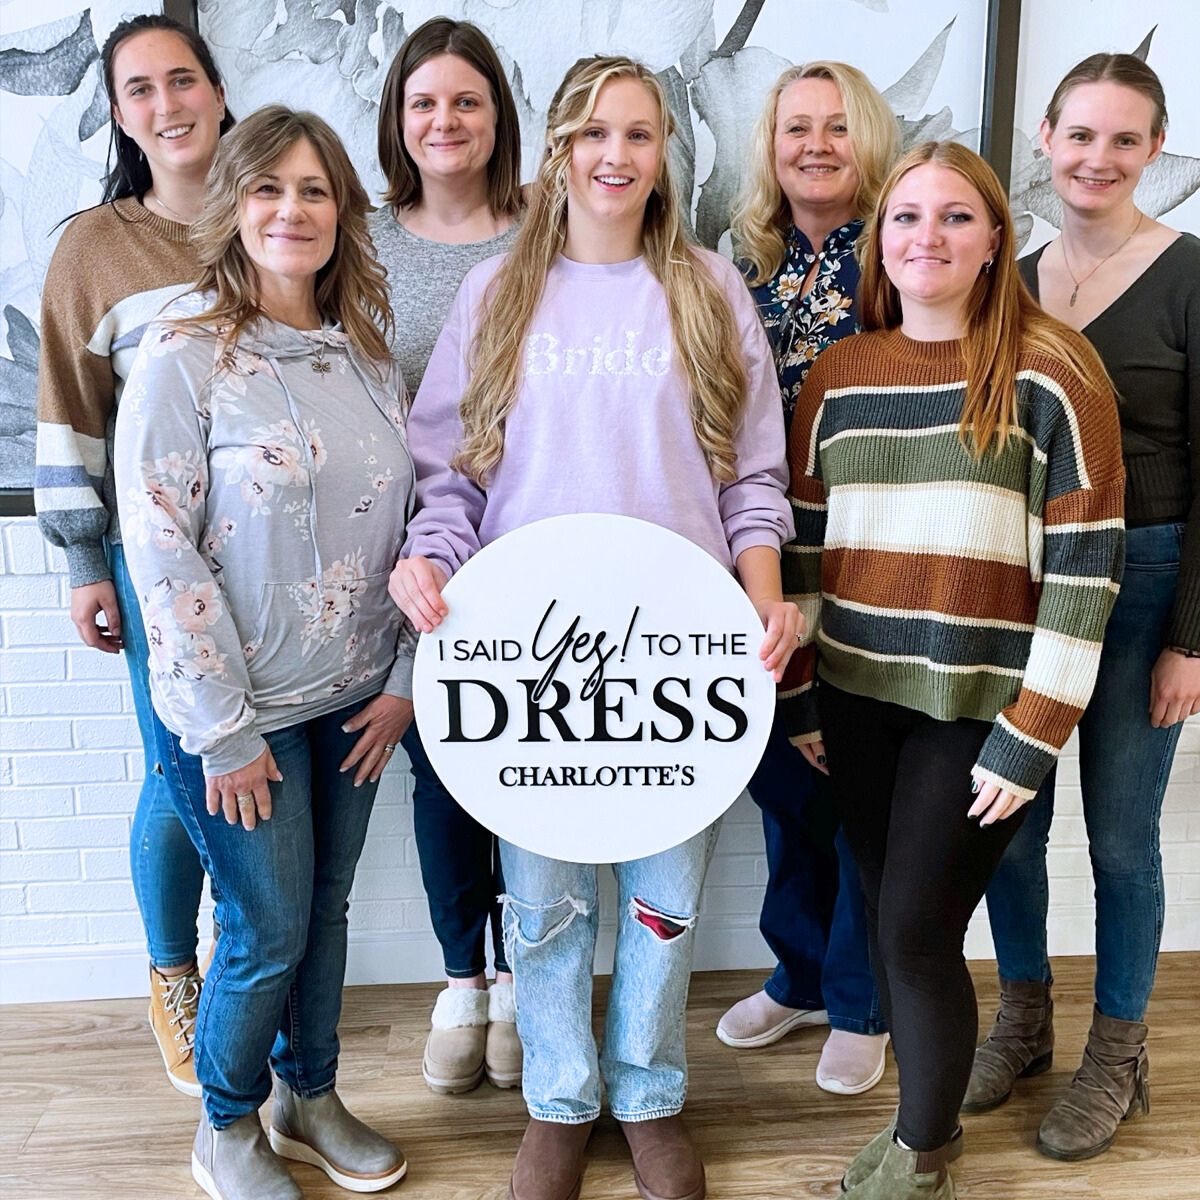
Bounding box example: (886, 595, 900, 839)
(717, 61, 902, 1095)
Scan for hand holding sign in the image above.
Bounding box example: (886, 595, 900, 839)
(389, 556, 449, 633)
(410, 515, 777, 863)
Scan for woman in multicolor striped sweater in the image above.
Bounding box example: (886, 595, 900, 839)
(780, 141, 1124, 1199)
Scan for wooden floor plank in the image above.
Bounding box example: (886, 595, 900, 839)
(1, 955, 1196, 1198)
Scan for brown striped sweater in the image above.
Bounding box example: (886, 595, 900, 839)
(35, 199, 200, 587)
(780, 328, 1125, 799)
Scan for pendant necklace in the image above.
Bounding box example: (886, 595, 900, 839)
(311, 334, 331, 374)
(1061, 211, 1143, 307)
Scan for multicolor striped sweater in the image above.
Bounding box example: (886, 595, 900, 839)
(781, 328, 1125, 799)
(35, 199, 199, 587)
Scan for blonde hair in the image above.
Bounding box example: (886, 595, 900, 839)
(733, 61, 900, 285)
(859, 141, 1110, 456)
(181, 104, 392, 363)
(453, 55, 747, 485)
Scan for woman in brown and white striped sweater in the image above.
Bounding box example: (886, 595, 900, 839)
(781, 141, 1124, 1199)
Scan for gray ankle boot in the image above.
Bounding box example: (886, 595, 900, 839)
(1036, 1007, 1149, 1161)
(961, 977, 1053, 1114)
(192, 1112, 301, 1200)
(269, 1077, 407, 1192)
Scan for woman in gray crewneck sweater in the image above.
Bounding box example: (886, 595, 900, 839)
(369, 16, 526, 1097)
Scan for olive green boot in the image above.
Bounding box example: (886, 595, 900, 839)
(841, 1136, 955, 1199)
(1036, 1008, 1149, 1161)
(841, 1113, 963, 1192)
(961, 977, 1053, 1113)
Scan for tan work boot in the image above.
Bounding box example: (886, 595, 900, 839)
(509, 1116, 594, 1200)
(486, 981, 523, 1088)
(149, 963, 202, 1097)
(1036, 1007, 1149, 1161)
(422, 985, 488, 1093)
(961, 977, 1053, 1113)
(618, 1114, 705, 1200)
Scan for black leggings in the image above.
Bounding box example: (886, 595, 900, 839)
(819, 683, 1030, 1150)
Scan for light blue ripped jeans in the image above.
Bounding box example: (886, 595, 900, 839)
(499, 823, 718, 1125)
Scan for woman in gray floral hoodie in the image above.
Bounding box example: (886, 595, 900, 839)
(115, 107, 412, 1200)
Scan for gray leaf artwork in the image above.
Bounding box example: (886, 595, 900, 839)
(2, 2, 1197, 491)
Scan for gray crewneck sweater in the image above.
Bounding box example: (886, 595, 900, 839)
(368, 207, 518, 392)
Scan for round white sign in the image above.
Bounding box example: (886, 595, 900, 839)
(411, 514, 775, 863)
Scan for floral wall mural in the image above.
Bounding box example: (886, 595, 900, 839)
(3, 0, 1197, 490)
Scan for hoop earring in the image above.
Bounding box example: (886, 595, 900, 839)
(983, 259, 993, 273)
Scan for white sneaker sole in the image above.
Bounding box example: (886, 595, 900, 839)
(716, 1007, 828, 1049)
(151, 1002, 202, 1098)
(816, 1033, 891, 1095)
(191, 1151, 224, 1200)
(268, 1126, 407, 1193)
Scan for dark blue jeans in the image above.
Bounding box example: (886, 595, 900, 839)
(110, 542, 209, 969)
(749, 713, 884, 1034)
(985, 523, 1186, 1022)
(402, 720, 509, 977)
(166, 699, 380, 1127)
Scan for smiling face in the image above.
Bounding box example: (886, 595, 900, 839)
(237, 138, 338, 299)
(880, 162, 1001, 320)
(110, 29, 225, 184)
(1041, 81, 1164, 217)
(566, 76, 662, 238)
(402, 52, 498, 185)
(773, 76, 860, 225)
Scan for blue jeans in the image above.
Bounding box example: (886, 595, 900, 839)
(984, 523, 1186, 1022)
(499, 824, 718, 1124)
(403, 721, 508, 976)
(110, 542, 209, 969)
(165, 699, 380, 1127)
(749, 714, 884, 1033)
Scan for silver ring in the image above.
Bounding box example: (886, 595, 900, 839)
(383, 743, 398, 752)
(235, 793, 254, 808)
(794, 633, 803, 642)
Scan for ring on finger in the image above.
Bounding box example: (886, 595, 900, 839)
(235, 793, 254, 809)
(384, 743, 397, 752)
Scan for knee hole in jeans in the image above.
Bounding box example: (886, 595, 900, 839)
(629, 896, 696, 942)
(499, 891, 591, 951)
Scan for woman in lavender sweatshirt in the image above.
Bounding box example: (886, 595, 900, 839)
(389, 56, 799, 1200)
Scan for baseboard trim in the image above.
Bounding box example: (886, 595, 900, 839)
(2, 905, 1196, 1005)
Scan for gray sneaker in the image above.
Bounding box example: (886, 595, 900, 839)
(269, 1078, 407, 1193)
(192, 1112, 301, 1200)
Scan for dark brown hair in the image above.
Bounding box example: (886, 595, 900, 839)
(376, 17, 523, 216)
(1045, 53, 1168, 138)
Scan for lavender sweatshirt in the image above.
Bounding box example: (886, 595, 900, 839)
(403, 250, 793, 575)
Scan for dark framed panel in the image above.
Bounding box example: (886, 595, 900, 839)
(980, 0, 1023, 190)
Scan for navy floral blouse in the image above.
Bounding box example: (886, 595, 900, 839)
(743, 218, 863, 432)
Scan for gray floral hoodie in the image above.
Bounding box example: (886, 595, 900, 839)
(114, 291, 415, 775)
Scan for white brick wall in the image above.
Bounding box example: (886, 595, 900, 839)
(1, 515, 1198, 1002)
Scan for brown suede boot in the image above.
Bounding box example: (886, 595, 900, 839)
(841, 1136, 955, 1199)
(618, 1114, 705, 1200)
(1036, 1008, 1149, 1161)
(961, 977, 1053, 1114)
(509, 1117, 594, 1200)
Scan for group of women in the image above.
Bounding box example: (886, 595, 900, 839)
(32, 12, 1198, 1200)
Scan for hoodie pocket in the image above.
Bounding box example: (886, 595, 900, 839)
(243, 570, 401, 709)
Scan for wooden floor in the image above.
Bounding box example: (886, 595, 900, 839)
(1, 955, 1197, 1199)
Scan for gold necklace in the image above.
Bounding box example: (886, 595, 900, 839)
(1060, 211, 1143, 307)
(146, 190, 192, 224)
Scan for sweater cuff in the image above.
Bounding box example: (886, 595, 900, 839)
(382, 650, 415, 701)
(63, 541, 113, 588)
(974, 716, 1058, 801)
(1164, 564, 1200, 652)
(199, 728, 269, 778)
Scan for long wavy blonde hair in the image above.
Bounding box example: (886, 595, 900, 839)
(453, 56, 747, 485)
(859, 141, 1111, 456)
(180, 105, 392, 364)
(733, 62, 900, 285)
